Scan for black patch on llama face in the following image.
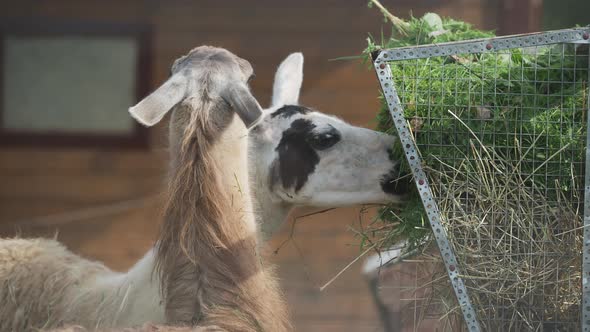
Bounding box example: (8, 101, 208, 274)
(271, 105, 310, 119)
(271, 118, 319, 192)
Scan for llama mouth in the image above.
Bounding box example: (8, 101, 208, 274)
(381, 176, 411, 196)
(380, 165, 411, 196)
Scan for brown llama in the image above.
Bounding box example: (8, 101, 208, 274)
(0, 46, 290, 332)
(145, 46, 290, 331)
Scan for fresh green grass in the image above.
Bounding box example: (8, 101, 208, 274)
(361, 12, 589, 252)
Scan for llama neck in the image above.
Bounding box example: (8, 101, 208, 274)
(78, 113, 290, 330)
(248, 146, 293, 239)
(157, 109, 290, 331)
(162, 110, 260, 319)
(209, 115, 258, 235)
(251, 175, 292, 240)
(168, 111, 257, 236)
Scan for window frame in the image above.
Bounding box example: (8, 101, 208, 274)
(0, 20, 152, 149)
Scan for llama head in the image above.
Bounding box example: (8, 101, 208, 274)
(129, 45, 261, 129)
(249, 53, 409, 207)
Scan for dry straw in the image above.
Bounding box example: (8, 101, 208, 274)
(424, 132, 583, 330)
(360, 3, 587, 330)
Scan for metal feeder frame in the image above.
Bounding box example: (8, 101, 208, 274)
(371, 27, 590, 331)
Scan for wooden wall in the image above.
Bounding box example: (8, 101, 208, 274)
(0, 1, 516, 331)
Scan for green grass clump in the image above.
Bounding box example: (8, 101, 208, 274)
(362, 11, 589, 252)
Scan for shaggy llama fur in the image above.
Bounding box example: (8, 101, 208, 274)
(0, 46, 289, 332)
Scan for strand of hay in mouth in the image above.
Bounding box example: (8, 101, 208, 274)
(423, 137, 583, 331)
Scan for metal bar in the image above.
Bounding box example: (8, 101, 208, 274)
(373, 54, 482, 332)
(582, 48, 590, 332)
(379, 27, 590, 61)
(372, 27, 590, 330)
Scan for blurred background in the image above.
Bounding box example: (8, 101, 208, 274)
(0, 1, 587, 331)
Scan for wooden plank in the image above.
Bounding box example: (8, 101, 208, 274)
(154, 3, 384, 33)
(0, 149, 166, 175)
(498, 0, 543, 35)
(289, 301, 378, 321)
(5, 0, 149, 22)
(293, 320, 382, 332)
(0, 195, 162, 224)
(0, 199, 115, 222)
(0, 173, 161, 200)
(0, 204, 161, 270)
(275, 262, 374, 293)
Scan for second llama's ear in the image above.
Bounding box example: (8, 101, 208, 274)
(271, 52, 304, 108)
(221, 83, 263, 128)
(129, 74, 187, 127)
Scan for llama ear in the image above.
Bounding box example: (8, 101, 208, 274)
(271, 52, 303, 108)
(129, 74, 187, 127)
(221, 83, 263, 128)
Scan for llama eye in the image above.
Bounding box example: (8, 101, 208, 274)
(308, 133, 340, 150)
(248, 74, 256, 83)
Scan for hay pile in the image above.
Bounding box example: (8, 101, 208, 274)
(362, 2, 588, 330)
(426, 138, 583, 330)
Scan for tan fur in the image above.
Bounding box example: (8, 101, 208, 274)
(0, 47, 289, 332)
(0, 238, 110, 331)
(156, 84, 290, 331)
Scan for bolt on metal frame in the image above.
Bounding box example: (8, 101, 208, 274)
(372, 27, 590, 331)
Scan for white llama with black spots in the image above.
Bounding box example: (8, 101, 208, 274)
(249, 53, 407, 237)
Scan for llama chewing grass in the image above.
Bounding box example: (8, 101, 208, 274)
(248, 53, 410, 238)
